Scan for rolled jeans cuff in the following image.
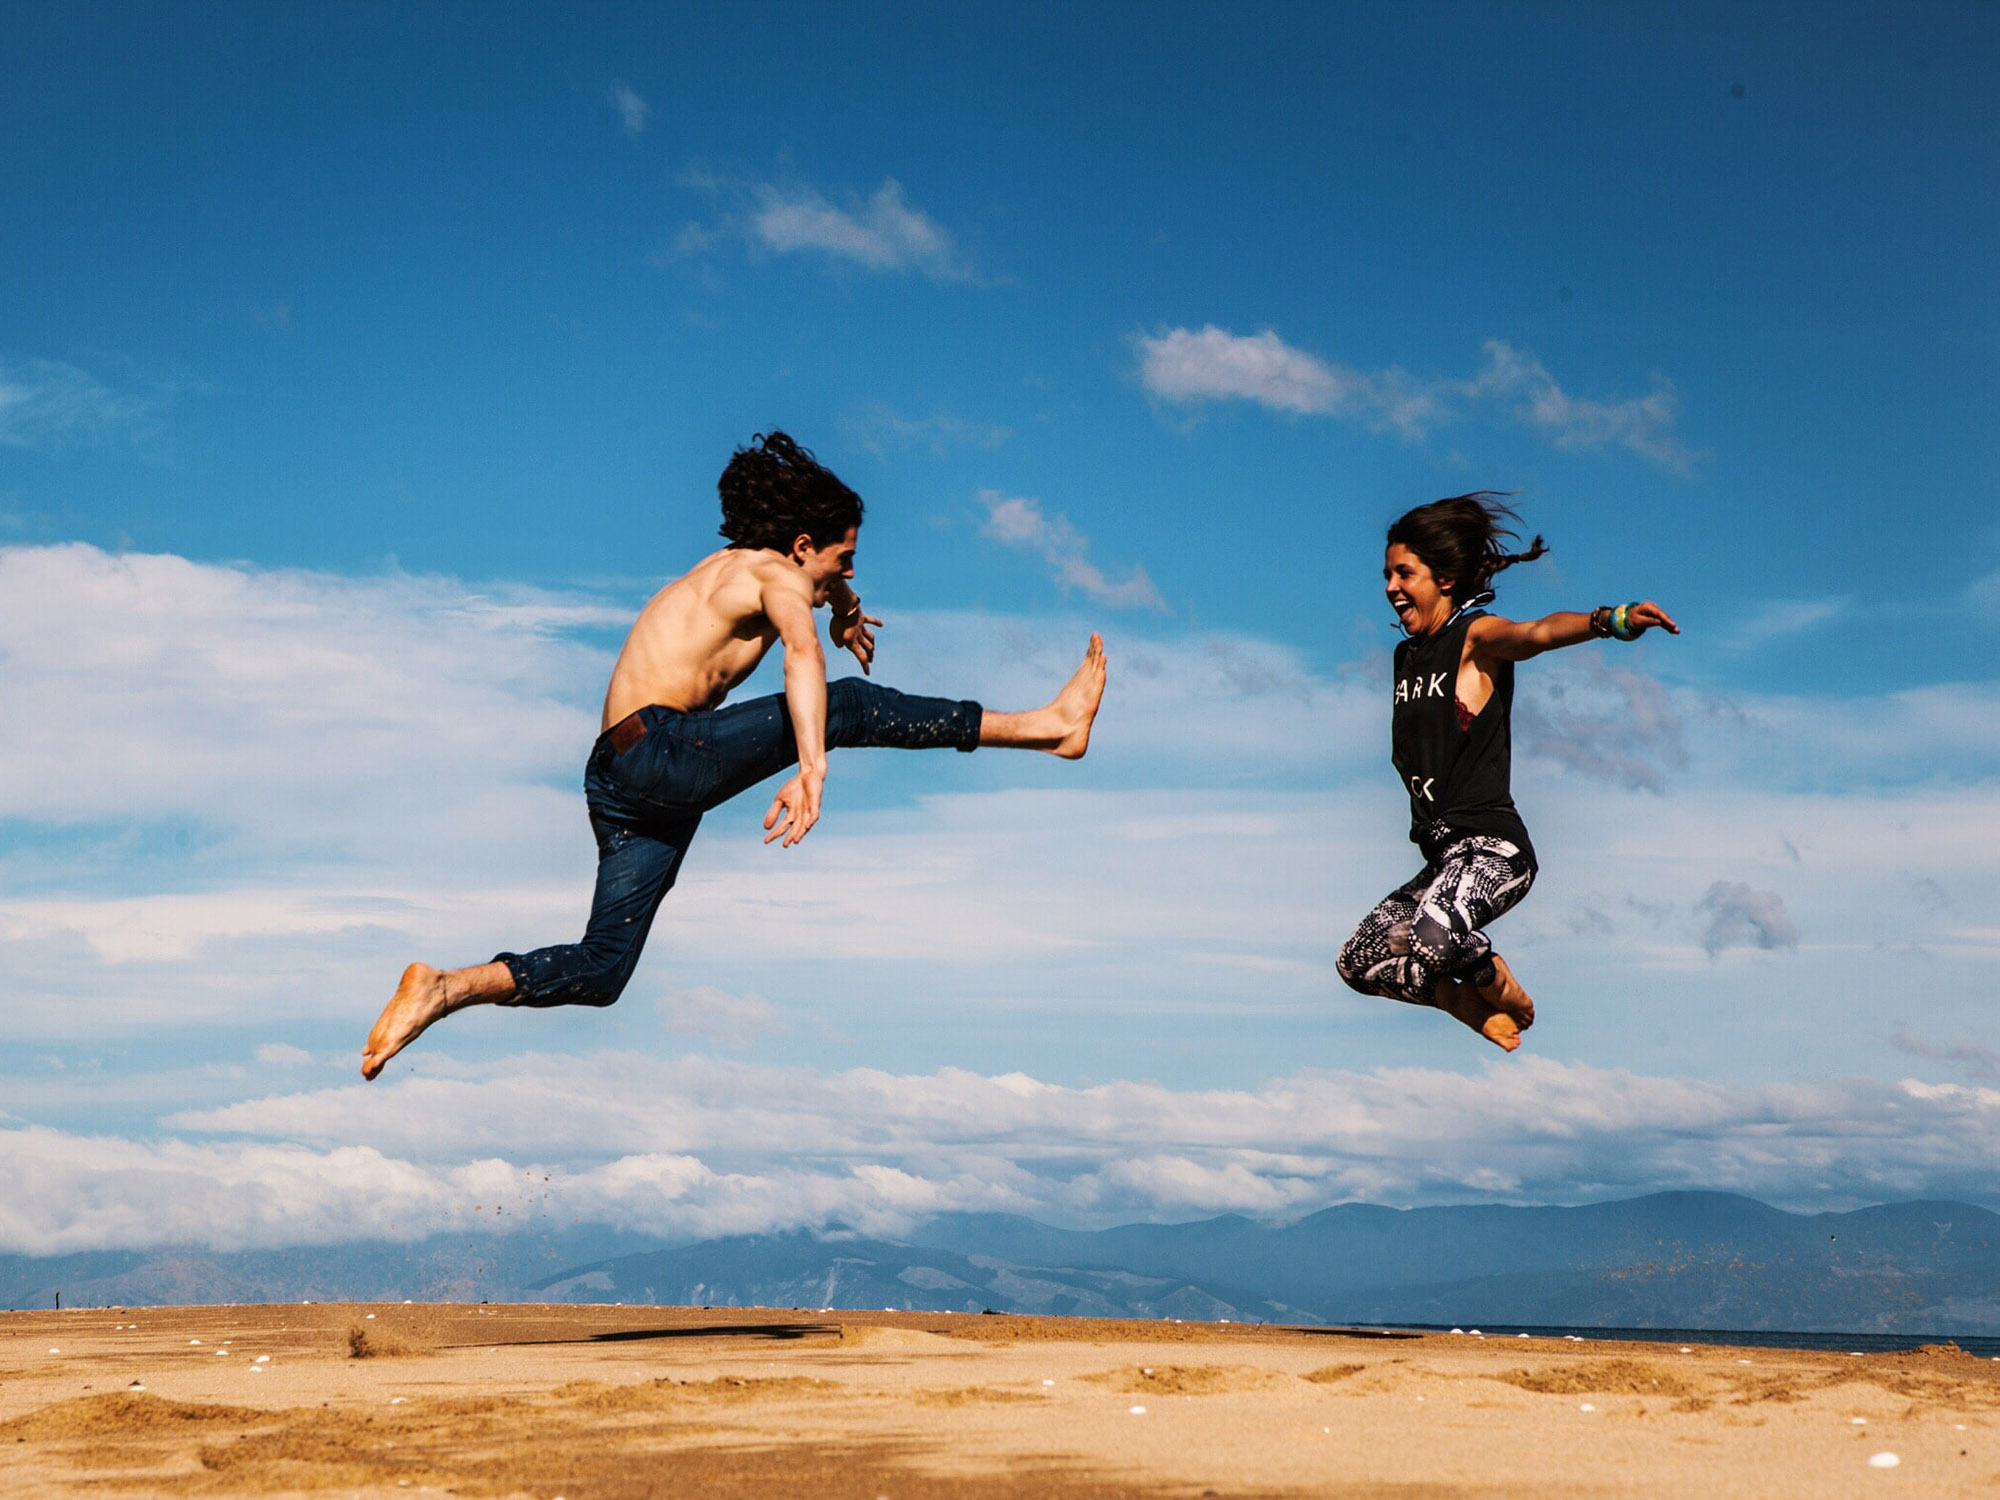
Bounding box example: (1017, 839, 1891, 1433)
(951, 700, 982, 751)
(492, 951, 531, 1004)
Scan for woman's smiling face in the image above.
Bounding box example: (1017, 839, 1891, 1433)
(1383, 542, 1453, 635)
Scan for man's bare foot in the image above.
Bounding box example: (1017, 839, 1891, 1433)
(1474, 954, 1534, 1029)
(1050, 633, 1108, 759)
(362, 964, 451, 1080)
(1434, 979, 1522, 1053)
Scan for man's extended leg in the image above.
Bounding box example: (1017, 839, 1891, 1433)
(693, 634, 1109, 810)
(362, 814, 696, 1079)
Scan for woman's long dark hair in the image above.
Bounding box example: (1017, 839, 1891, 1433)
(1386, 491, 1547, 602)
(717, 430, 864, 552)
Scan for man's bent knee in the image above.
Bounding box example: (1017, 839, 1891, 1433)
(822, 676, 877, 746)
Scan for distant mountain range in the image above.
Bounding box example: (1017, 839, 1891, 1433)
(0, 1223, 658, 1314)
(8, 1192, 1998, 1335)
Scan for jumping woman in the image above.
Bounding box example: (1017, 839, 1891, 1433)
(1336, 493, 1678, 1051)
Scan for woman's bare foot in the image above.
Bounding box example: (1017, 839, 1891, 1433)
(1474, 954, 1534, 1030)
(1433, 979, 1522, 1053)
(1051, 633, 1107, 759)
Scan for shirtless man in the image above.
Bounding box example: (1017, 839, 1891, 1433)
(362, 430, 1108, 1079)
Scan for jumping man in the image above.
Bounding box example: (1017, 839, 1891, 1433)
(363, 431, 1107, 1078)
(1336, 492, 1677, 1051)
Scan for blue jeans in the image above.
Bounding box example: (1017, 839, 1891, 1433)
(495, 677, 981, 1008)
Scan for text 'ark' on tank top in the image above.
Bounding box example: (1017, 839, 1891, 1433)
(1390, 606, 1535, 866)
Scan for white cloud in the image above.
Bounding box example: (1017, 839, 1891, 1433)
(254, 1043, 315, 1067)
(744, 178, 974, 281)
(841, 403, 1009, 456)
(3, 547, 1998, 1066)
(0, 543, 616, 840)
(2, 1055, 1994, 1253)
(1134, 327, 1703, 473)
(8, 543, 2000, 1238)
(656, 986, 784, 1048)
(1962, 566, 2000, 620)
(0, 543, 625, 1038)
(1696, 881, 1800, 956)
(668, 173, 984, 283)
(1697, 677, 2000, 787)
(0, 357, 170, 452)
(1464, 339, 1703, 475)
(607, 81, 650, 134)
(1134, 327, 1438, 436)
(0, 544, 1386, 1044)
(977, 492, 1167, 611)
(1891, 1029, 2000, 1085)
(1515, 658, 1687, 793)
(1726, 596, 1852, 651)
(0, 1124, 537, 1255)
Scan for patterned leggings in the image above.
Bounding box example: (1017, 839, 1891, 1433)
(1337, 836, 1536, 1006)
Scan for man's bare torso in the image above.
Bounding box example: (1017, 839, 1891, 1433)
(601, 548, 792, 728)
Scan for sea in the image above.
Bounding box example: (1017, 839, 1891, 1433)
(1376, 1323, 2000, 1358)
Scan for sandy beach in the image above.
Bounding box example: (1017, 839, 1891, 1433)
(2, 1303, 1994, 1498)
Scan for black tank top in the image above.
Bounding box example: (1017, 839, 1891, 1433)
(1390, 605, 1535, 866)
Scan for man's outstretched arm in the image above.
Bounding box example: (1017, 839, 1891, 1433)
(761, 569, 829, 847)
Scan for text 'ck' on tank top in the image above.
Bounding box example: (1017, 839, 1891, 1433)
(1390, 602, 1535, 866)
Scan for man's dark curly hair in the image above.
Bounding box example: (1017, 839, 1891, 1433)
(717, 430, 864, 552)
(1387, 491, 1548, 602)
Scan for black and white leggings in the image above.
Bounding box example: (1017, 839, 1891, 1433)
(1336, 836, 1536, 1006)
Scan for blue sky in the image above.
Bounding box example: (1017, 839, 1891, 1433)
(3, 2, 1998, 1253)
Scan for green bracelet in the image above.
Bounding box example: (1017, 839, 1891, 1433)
(1608, 603, 1643, 641)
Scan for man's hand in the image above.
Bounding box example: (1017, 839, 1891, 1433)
(763, 763, 826, 847)
(829, 592, 882, 675)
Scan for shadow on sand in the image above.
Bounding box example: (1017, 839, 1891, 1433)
(450, 1320, 842, 1349)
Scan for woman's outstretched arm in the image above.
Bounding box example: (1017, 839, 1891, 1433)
(1468, 601, 1679, 663)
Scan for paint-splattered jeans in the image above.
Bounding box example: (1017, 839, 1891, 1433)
(495, 677, 981, 1008)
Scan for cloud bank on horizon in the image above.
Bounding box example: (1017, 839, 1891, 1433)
(6, 1056, 1998, 1255)
(2, 543, 1997, 1250)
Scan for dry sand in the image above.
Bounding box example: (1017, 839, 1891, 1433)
(3, 1303, 1996, 1497)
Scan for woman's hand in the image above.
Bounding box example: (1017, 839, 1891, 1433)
(1624, 601, 1680, 636)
